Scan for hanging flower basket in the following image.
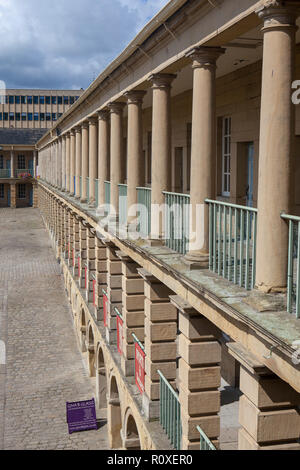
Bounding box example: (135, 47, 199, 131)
(18, 172, 32, 180)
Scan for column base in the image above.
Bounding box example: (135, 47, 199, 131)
(183, 251, 209, 270)
(142, 394, 160, 421)
(88, 199, 96, 208)
(80, 198, 88, 204)
(146, 237, 164, 247)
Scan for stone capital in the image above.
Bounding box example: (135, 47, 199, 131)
(124, 90, 147, 104)
(74, 125, 81, 134)
(256, 1, 300, 29)
(186, 46, 226, 68)
(108, 101, 126, 114)
(97, 109, 109, 121)
(88, 116, 98, 126)
(81, 120, 89, 130)
(148, 73, 177, 89)
(69, 129, 75, 137)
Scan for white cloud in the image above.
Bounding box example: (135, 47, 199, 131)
(0, 0, 169, 90)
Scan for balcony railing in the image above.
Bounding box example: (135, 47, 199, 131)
(0, 169, 11, 178)
(206, 199, 258, 290)
(95, 179, 99, 207)
(197, 426, 216, 451)
(16, 169, 34, 178)
(137, 187, 151, 237)
(281, 213, 300, 318)
(118, 184, 128, 226)
(105, 181, 111, 207)
(163, 191, 190, 255)
(158, 369, 181, 451)
(86, 177, 90, 202)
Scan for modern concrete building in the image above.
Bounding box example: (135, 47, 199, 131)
(37, 0, 300, 450)
(0, 89, 84, 208)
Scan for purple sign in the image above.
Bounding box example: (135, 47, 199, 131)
(66, 399, 97, 434)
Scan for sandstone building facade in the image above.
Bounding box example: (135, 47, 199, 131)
(36, 0, 300, 450)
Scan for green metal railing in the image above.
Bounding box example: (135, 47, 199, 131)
(206, 199, 258, 290)
(137, 187, 151, 237)
(105, 181, 111, 206)
(118, 184, 128, 226)
(281, 213, 300, 318)
(163, 191, 190, 255)
(158, 370, 181, 451)
(16, 169, 34, 178)
(95, 179, 99, 207)
(0, 169, 11, 178)
(196, 426, 216, 451)
(86, 177, 90, 202)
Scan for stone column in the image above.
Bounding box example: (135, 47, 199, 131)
(109, 102, 126, 218)
(118, 253, 145, 377)
(33, 150, 37, 179)
(124, 91, 146, 227)
(81, 121, 89, 203)
(256, 3, 299, 292)
(79, 221, 87, 288)
(72, 216, 80, 278)
(94, 237, 108, 321)
(171, 295, 221, 450)
(75, 126, 82, 199)
(105, 243, 123, 344)
(55, 141, 59, 187)
(70, 130, 76, 195)
(88, 117, 98, 207)
(148, 74, 176, 240)
(184, 47, 225, 268)
(139, 270, 177, 421)
(228, 343, 300, 450)
(10, 150, 14, 178)
(65, 132, 71, 192)
(86, 226, 96, 304)
(97, 110, 110, 210)
(10, 183, 16, 208)
(62, 136, 66, 190)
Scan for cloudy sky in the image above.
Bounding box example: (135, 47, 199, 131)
(0, 0, 168, 91)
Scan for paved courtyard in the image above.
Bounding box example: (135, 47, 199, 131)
(0, 208, 108, 450)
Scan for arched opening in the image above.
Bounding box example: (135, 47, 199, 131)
(79, 309, 87, 353)
(123, 412, 141, 450)
(87, 325, 96, 377)
(96, 346, 107, 410)
(108, 376, 122, 449)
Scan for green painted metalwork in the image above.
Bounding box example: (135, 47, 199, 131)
(196, 426, 216, 450)
(163, 191, 190, 255)
(131, 332, 145, 351)
(118, 184, 128, 226)
(0, 169, 11, 178)
(115, 307, 123, 321)
(157, 369, 181, 451)
(206, 199, 257, 290)
(105, 181, 111, 206)
(86, 177, 90, 202)
(281, 213, 300, 318)
(95, 179, 99, 207)
(137, 187, 151, 237)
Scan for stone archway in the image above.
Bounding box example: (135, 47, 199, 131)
(108, 375, 122, 449)
(122, 410, 142, 450)
(79, 309, 87, 353)
(87, 324, 96, 377)
(96, 345, 107, 410)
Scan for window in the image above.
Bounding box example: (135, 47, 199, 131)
(3, 113, 8, 121)
(58, 96, 62, 105)
(0, 113, 2, 121)
(46, 113, 51, 121)
(21, 113, 27, 121)
(18, 184, 26, 199)
(40, 113, 45, 121)
(51, 96, 57, 105)
(222, 117, 231, 197)
(9, 113, 14, 121)
(75, 96, 79, 101)
(58, 113, 63, 119)
(15, 96, 20, 104)
(33, 96, 39, 105)
(18, 155, 26, 170)
(39, 96, 45, 105)
(52, 113, 57, 121)
(34, 113, 39, 121)
(28, 113, 33, 121)
(0, 184, 4, 199)
(21, 96, 27, 104)
(27, 96, 33, 104)
(70, 96, 75, 105)
(0, 156, 3, 169)
(16, 113, 20, 121)
(63, 96, 69, 105)
(9, 96, 14, 104)
(45, 96, 51, 105)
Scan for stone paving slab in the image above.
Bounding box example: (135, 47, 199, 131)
(0, 208, 109, 450)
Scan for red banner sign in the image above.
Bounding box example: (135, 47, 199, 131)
(72, 249, 75, 267)
(93, 280, 96, 307)
(84, 267, 88, 290)
(135, 342, 145, 395)
(117, 316, 123, 356)
(78, 257, 81, 278)
(103, 294, 108, 327)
